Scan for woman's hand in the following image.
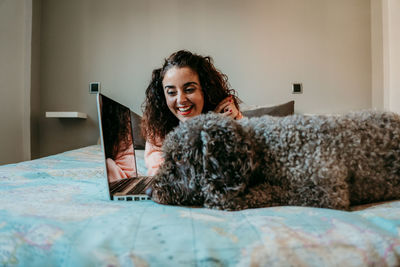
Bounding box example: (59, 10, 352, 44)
(214, 96, 240, 119)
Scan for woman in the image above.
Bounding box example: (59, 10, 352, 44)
(141, 50, 242, 175)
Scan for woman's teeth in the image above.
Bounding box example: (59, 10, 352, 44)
(178, 106, 192, 112)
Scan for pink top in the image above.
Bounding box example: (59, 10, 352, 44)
(144, 111, 243, 176)
(106, 145, 137, 182)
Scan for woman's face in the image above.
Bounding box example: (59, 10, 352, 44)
(162, 66, 204, 122)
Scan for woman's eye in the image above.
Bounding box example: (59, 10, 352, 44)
(185, 88, 195, 93)
(167, 91, 177, 96)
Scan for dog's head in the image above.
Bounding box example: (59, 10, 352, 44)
(150, 113, 257, 209)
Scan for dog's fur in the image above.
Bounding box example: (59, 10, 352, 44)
(150, 111, 400, 211)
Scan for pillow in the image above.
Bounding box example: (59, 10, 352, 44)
(130, 111, 146, 149)
(242, 101, 294, 118)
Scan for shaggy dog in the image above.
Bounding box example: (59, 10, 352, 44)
(149, 111, 400, 211)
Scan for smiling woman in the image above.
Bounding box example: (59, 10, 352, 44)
(141, 50, 242, 175)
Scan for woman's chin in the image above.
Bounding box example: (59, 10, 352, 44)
(177, 111, 201, 122)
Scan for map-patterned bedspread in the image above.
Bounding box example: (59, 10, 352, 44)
(0, 145, 399, 266)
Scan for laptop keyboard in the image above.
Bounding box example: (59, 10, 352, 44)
(109, 177, 154, 195)
(109, 178, 135, 194)
(127, 177, 154, 195)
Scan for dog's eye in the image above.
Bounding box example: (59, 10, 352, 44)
(173, 154, 183, 163)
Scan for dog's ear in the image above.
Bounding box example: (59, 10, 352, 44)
(198, 120, 257, 209)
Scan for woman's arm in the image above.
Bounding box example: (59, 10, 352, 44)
(144, 141, 164, 176)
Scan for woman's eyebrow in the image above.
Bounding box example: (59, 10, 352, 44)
(183, 82, 198, 87)
(164, 85, 175, 89)
(164, 81, 198, 90)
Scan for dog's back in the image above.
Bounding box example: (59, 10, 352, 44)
(342, 111, 400, 204)
(241, 110, 400, 206)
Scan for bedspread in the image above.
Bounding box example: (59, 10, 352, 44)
(0, 145, 399, 266)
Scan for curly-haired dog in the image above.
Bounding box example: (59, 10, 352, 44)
(149, 111, 400, 211)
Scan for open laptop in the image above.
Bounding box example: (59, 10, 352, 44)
(97, 93, 153, 201)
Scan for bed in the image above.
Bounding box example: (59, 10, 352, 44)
(1, 145, 400, 266)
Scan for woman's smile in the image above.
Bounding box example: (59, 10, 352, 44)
(177, 105, 193, 115)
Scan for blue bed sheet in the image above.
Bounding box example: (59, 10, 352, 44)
(0, 145, 399, 266)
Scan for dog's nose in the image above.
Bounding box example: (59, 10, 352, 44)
(145, 186, 153, 197)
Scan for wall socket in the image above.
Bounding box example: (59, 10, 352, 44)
(89, 82, 100, 94)
(292, 83, 303, 94)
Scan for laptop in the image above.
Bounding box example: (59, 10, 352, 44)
(97, 93, 153, 201)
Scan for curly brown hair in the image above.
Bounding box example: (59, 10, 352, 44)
(141, 50, 240, 145)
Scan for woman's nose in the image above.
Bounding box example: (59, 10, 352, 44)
(177, 91, 187, 104)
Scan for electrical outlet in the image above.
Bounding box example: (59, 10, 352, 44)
(292, 83, 302, 94)
(89, 82, 100, 94)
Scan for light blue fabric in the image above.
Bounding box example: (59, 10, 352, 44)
(0, 145, 399, 266)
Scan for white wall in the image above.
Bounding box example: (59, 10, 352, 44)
(371, 0, 384, 110)
(38, 0, 372, 157)
(382, 0, 400, 113)
(0, 0, 31, 164)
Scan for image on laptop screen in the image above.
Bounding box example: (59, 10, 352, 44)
(97, 93, 153, 201)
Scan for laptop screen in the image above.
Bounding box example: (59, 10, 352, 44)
(98, 94, 138, 183)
